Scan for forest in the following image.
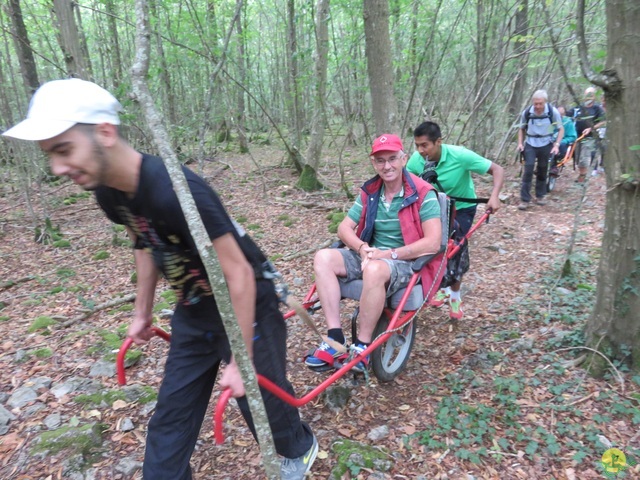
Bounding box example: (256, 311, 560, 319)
(1, 0, 639, 478)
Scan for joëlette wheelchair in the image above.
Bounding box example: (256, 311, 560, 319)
(116, 192, 491, 444)
(547, 132, 587, 192)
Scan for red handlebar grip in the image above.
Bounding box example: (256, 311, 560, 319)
(214, 389, 233, 445)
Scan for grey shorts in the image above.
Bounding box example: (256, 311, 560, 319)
(339, 249, 414, 297)
(578, 138, 596, 168)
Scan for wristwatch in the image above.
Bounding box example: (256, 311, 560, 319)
(390, 249, 398, 260)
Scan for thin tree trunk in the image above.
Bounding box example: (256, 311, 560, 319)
(286, 0, 304, 172)
(235, 7, 249, 153)
(130, 1, 279, 477)
(104, 0, 123, 88)
(7, 0, 39, 96)
(298, 0, 329, 192)
(507, 0, 528, 117)
(52, 0, 92, 79)
(148, 2, 176, 127)
(363, 0, 399, 135)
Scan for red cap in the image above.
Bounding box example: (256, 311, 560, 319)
(370, 134, 404, 155)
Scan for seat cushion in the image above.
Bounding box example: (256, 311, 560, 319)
(339, 279, 424, 311)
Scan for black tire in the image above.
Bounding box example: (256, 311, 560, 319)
(370, 312, 417, 382)
(547, 174, 557, 192)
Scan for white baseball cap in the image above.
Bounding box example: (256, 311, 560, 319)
(2, 78, 122, 141)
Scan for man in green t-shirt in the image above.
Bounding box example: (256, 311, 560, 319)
(305, 134, 442, 372)
(407, 121, 504, 320)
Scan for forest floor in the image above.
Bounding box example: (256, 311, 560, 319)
(0, 144, 638, 480)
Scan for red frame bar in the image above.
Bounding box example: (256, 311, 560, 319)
(116, 326, 171, 386)
(118, 210, 492, 444)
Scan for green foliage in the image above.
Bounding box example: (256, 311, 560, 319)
(32, 348, 53, 358)
(53, 239, 71, 248)
(330, 439, 393, 478)
(28, 316, 57, 333)
(0, 316, 9, 322)
(277, 214, 297, 227)
(326, 211, 346, 234)
(93, 250, 110, 260)
(62, 192, 91, 205)
(296, 164, 323, 191)
(111, 225, 130, 247)
(85, 329, 141, 363)
(160, 289, 177, 304)
(35, 217, 63, 245)
(56, 268, 76, 278)
(74, 390, 126, 406)
(246, 223, 262, 231)
(235, 215, 248, 224)
(32, 422, 107, 457)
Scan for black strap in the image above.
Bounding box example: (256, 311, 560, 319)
(421, 162, 489, 204)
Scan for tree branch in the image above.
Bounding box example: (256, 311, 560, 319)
(576, 0, 622, 91)
(131, 1, 279, 476)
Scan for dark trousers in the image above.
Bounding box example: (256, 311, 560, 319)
(520, 142, 552, 202)
(143, 280, 313, 480)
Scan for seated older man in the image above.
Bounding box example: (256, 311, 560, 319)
(305, 134, 442, 372)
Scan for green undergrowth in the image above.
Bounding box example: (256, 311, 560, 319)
(413, 247, 640, 471)
(85, 326, 142, 364)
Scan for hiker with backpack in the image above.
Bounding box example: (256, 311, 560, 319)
(516, 90, 564, 210)
(406, 122, 504, 321)
(571, 87, 606, 182)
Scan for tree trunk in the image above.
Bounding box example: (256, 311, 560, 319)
(285, 0, 303, 172)
(52, 0, 92, 79)
(298, 0, 329, 192)
(104, 0, 123, 89)
(7, 0, 39, 96)
(507, 0, 528, 117)
(148, 1, 176, 127)
(363, 0, 399, 135)
(583, 0, 640, 375)
(236, 7, 249, 154)
(130, 1, 280, 477)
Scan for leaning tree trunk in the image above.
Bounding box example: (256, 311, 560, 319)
(582, 0, 640, 375)
(363, 0, 399, 136)
(298, 0, 329, 192)
(131, 1, 279, 477)
(7, 0, 39, 96)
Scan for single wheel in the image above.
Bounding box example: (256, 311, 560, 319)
(547, 174, 557, 192)
(371, 312, 417, 382)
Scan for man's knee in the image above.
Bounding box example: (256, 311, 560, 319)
(313, 248, 344, 275)
(362, 259, 390, 286)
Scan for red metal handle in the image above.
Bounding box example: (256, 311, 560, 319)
(214, 388, 233, 444)
(116, 326, 171, 386)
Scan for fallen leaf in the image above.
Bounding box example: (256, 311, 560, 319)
(112, 400, 128, 410)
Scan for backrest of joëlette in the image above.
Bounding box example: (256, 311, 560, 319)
(419, 166, 454, 249)
(436, 191, 454, 251)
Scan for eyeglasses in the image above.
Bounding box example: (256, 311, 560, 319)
(373, 155, 402, 166)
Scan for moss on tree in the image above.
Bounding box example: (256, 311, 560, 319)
(296, 165, 323, 191)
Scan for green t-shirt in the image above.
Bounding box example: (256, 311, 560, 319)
(406, 144, 491, 210)
(347, 187, 440, 249)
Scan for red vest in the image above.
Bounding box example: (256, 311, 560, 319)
(355, 171, 446, 300)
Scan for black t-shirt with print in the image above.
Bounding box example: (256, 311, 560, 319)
(95, 154, 268, 308)
(571, 103, 605, 137)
